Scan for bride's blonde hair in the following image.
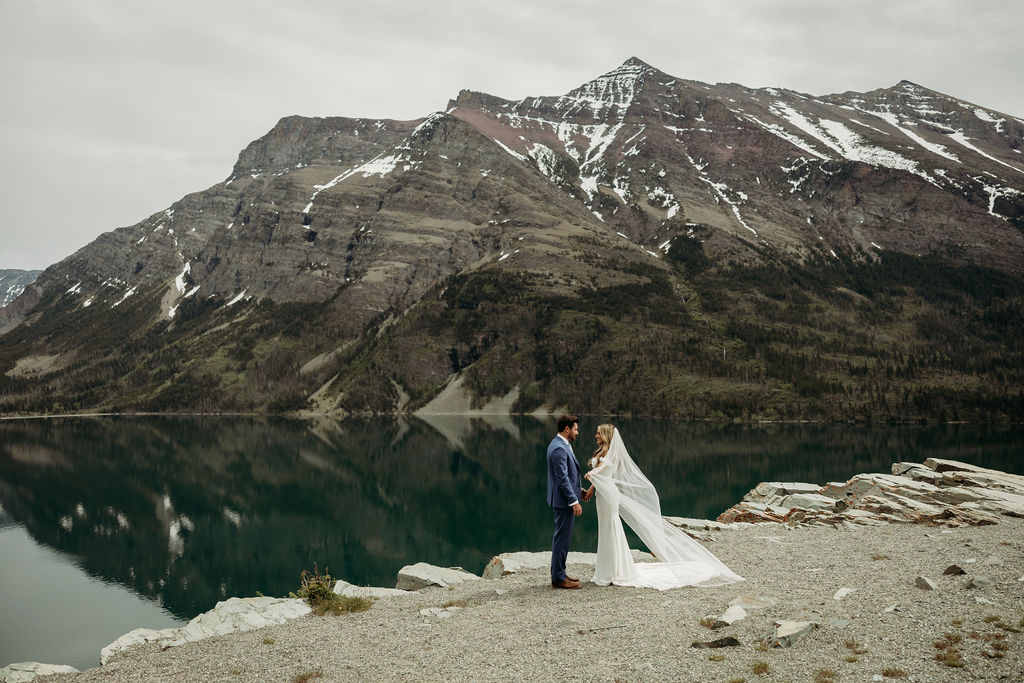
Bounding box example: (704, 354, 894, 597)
(589, 423, 615, 468)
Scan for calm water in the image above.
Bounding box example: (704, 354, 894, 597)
(1, 415, 1021, 670)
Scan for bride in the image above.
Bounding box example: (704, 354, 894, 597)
(584, 424, 743, 590)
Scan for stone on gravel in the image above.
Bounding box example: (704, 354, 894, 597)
(965, 575, 992, 589)
(713, 605, 747, 629)
(832, 587, 854, 600)
(942, 564, 966, 575)
(690, 636, 741, 648)
(334, 579, 409, 599)
(0, 662, 79, 682)
(772, 620, 816, 647)
(728, 595, 778, 610)
(396, 562, 481, 589)
(915, 576, 938, 590)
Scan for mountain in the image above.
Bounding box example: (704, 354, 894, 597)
(0, 269, 42, 309)
(1, 58, 1022, 420)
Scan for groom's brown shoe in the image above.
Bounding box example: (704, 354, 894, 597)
(552, 578, 580, 589)
(566, 575, 579, 582)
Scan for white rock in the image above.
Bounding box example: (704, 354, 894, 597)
(745, 482, 821, 502)
(772, 620, 816, 647)
(0, 662, 79, 682)
(1018, 575, 1023, 582)
(882, 603, 899, 613)
(728, 595, 778, 609)
(101, 597, 309, 664)
(334, 579, 408, 599)
(397, 562, 482, 589)
(481, 550, 652, 579)
(975, 596, 998, 605)
(714, 605, 747, 628)
(833, 587, 855, 600)
(915, 576, 937, 590)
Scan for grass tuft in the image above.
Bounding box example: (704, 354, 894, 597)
(291, 563, 373, 616)
(709, 654, 725, 662)
(844, 639, 868, 655)
(882, 668, 908, 678)
(871, 553, 889, 561)
(699, 616, 717, 629)
(814, 669, 837, 683)
(844, 655, 858, 663)
(292, 670, 323, 683)
(262, 637, 275, 645)
(752, 661, 769, 675)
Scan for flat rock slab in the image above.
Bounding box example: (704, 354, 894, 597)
(833, 587, 855, 600)
(101, 597, 309, 664)
(334, 579, 409, 599)
(482, 550, 653, 579)
(0, 662, 79, 682)
(772, 620, 816, 647)
(729, 595, 778, 610)
(915, 576, 938, 590)
(397, 562, 482, 589)
(966, 575, 993, 589)
(713, 605, 747, 629)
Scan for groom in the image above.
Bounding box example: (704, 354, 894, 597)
(546, 413, 591, 589)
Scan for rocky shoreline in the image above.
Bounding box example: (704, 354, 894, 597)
(3, 457, 1022, 682)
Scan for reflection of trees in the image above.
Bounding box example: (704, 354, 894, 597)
(0, 417, 1020, 620)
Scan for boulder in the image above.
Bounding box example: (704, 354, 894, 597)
(482, 550, 652, 579)
(713, 605, 747, 629)
(334, 579, 409, 599)
(0, 662, 79, 682)
(915, 576, 938, 590)
(744, 482, 821, 503)
(397, 562, 481, 589)
(101, 597, 309, 664)
(772, 620, 816, 647)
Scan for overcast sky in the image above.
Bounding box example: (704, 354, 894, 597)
(2, 0, 1021, 271)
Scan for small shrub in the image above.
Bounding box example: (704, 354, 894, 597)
(700, 616, 717, 629)
(844, 655, 858, 662)
(262, 637, 275, 645)
(882, 668, 908, 678)
(844, 639, 869, 654)
(936, 650, 964, 668)
(984, 615, 1000, 623)
(814, 669, 837, 683)
(871, 553, 889, 561)
(709, 654, 725, 662)
(727, 678, 747, 683)
(951, 618, 962, 626)
(291, 563, 373, 616)
(293, 670, 323, 683)
(441, 599, 469, 609)
(752, 661, 769, 675)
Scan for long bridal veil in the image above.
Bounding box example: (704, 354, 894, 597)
(589, 428, 743, 588)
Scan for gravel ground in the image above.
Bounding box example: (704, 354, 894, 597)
(49, 518, 1023, 682)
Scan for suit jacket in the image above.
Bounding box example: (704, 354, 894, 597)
(546, 435, 582, 509)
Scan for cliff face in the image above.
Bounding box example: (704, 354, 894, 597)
(1, 59, 1022, 420)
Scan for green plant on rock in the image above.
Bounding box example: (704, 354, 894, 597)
(291, 563, 373, 616)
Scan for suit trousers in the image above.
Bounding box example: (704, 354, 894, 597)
(551, 505, 575, 583)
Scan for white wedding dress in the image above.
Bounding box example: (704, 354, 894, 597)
(588, 429, 743, 590)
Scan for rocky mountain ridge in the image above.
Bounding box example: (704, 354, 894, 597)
(0, 269, 42, 309)
(1, 58, 1021, 419)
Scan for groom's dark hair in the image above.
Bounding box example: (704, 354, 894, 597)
(557, 414, 578, 433)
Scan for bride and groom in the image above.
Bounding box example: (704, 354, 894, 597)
(546, 414, 743, 590)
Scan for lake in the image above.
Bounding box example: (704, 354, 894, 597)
(1, 415, 1021, 670)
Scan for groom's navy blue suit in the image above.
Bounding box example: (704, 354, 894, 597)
(547, 434, 583, 584)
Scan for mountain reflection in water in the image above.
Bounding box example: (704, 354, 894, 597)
(1, 415, 1021, 624)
